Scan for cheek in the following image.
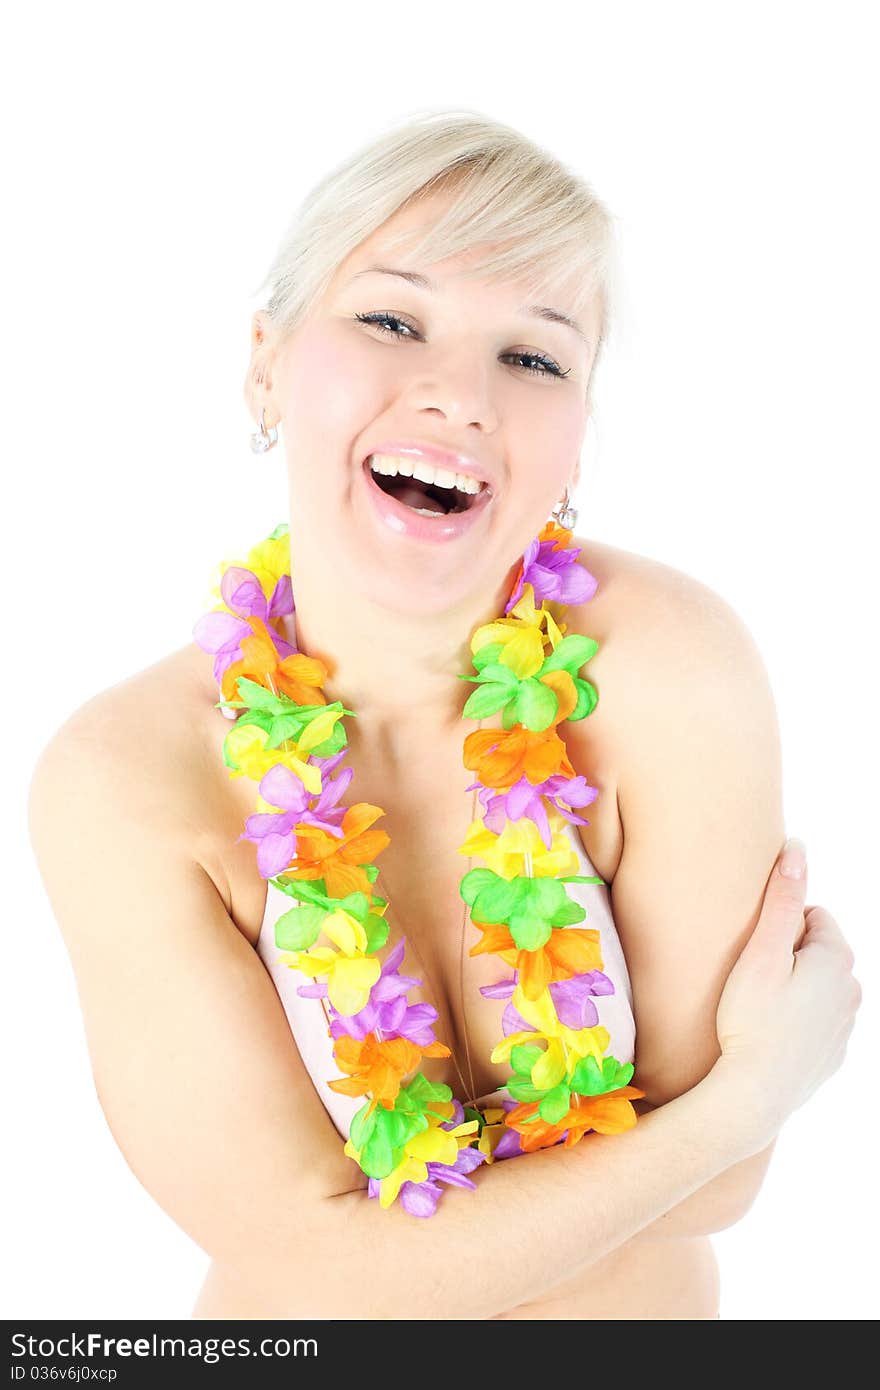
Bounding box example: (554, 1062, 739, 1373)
(284, 324, 382, 455)
(514, 398, 584, 498)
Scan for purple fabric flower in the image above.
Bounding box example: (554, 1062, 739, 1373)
(240, 751, 353, 879)
(192, 563, 296, 689)
(467, 772, 599, 850)
(398, 1147, 489, 1217)
(398, 1179, 445, 1218)
(441, 1097, 467, 1128)
(548, 970, 615, 1028)
(491, 1098, 528, 1159)
(505, 535, 598, 614)
(491, 1127, 526, 1160)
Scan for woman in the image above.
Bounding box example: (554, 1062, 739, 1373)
(27, 109, 860, 1321)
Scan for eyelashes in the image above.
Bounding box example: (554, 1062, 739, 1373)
(354, 311, 571, 380)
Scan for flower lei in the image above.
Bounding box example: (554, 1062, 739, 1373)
(193, 518, 644, 1218)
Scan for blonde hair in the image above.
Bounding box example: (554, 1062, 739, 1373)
(255, 105, 620, 397)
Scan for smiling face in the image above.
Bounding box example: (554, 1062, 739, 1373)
(249, 188, 602, 617)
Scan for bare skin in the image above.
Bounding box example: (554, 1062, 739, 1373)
(184, 534, 724, 1320)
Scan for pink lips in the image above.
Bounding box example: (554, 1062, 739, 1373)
(359, 456, 493, 544)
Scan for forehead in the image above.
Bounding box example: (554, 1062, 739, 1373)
(335, 187, 484, 284)
(333, 188, 599, 336)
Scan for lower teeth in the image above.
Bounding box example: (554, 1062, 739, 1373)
(411, 506, 447, 517)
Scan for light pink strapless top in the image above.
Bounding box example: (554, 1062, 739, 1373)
(255, 820, 636, 1141)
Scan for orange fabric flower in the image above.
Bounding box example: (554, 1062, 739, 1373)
(504, 1084, 645, 1151)
(220, 613, 329, 706)
(278, 803, 391, 898)
(463, 723, 577, 792)
(327, 1032, 451, 1105)
(468, 921, 604, 1000)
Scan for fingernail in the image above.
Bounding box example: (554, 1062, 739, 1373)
(780, 837, 807, 879)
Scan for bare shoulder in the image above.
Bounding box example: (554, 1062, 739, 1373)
(569, 532, 758, 638)
(27, 640, 242, 918)
(566, 532, 772, 725)
(559, 534, 777, 879)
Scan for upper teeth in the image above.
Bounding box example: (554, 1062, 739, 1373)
(368, 454, 485, 496)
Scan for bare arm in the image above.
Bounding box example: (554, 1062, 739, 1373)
(300, 1068, 751, 1320)
(27, 696, 765, 1322)
(629, 1104, 776, 1238)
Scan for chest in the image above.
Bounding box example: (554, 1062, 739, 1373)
(224, 721, 623, 1109)
(345, 784, 525, 1106)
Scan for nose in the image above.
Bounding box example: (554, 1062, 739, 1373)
(406, 345, 501, 434)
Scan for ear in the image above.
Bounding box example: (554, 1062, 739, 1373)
(244, 310, 282, 426)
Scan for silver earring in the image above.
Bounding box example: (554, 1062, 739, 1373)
(551, 484, 578, 530)
(250, 406, 278, 454)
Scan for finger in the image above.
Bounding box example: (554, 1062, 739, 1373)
(755, 837, 808, 952)
(778, 836, 807, 884)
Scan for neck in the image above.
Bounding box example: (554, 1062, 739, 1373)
(279, 553, 518, 764)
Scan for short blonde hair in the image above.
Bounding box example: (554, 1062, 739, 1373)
(255, 105, 619, 393)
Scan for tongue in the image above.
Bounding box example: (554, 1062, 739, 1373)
(394, 482, 449, 514)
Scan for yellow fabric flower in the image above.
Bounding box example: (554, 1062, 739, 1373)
(225, 708, 342, 796)
(515, 984, 612, 1065)
(458, 813, 580, 881)
(513, 985, 611, 1059)
(470, 582, 567, 677)
(279, 908, 381, 1014)
(373, 1116, 480, 1209)
(476, 1108, 509, 1163)
(491, 981, 612, 1082)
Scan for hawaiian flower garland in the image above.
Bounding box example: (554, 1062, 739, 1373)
(193, 519, 644, 1218)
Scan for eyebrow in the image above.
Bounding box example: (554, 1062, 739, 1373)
(348, 265, 590, 346)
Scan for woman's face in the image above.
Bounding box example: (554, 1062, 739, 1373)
(252, 190, 601, 617)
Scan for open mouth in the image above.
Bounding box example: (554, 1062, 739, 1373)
(362, 456, 487, 516)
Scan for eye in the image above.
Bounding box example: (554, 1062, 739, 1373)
(501, 349, 570, 380)
(355, 310, 419, 339)
(354, 311, 570, 380)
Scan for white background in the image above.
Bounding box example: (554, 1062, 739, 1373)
(3, 1, 877, 1321)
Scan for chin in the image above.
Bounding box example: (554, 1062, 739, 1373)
(348, 542, 481, 620)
